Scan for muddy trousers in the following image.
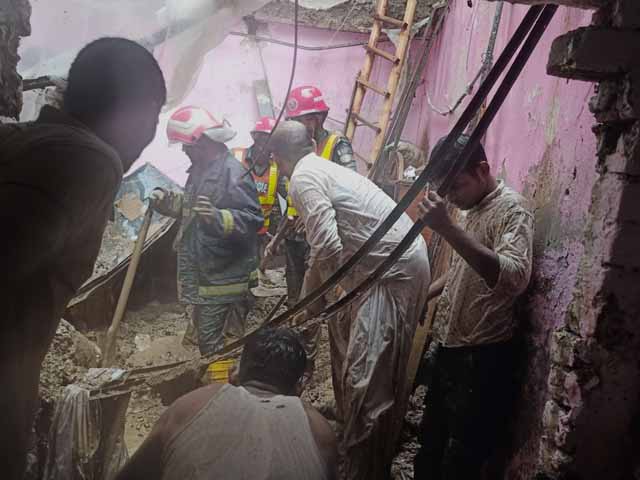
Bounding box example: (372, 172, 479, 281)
(413, 341, 515, 480)
(330, 283, 419, 480)
(192, 296, 253, 356)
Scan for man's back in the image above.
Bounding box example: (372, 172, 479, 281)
(161, 384, 328, 480)
(289, 153, 427, 283)
(0, 106, 123, 479)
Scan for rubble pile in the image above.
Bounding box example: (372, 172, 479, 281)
(40, 320, 101, 402)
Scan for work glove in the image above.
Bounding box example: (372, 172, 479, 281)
(148, 188, 166, 211)
(193, 195, 217, 224)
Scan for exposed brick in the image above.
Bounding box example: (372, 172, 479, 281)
(538, 436, 573, 474)
(548, 366, 584, 408)
(612, 0, 640, 29)
(589, 80, 620, 122)
(622, 120, 640, 174)
(618, 70, 640, 121)
(550, 330, 582, 367)
(547, 27, 640, 81)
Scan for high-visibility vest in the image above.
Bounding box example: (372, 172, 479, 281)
(233, 147, 278, 235)
(286, 132, 340, 218)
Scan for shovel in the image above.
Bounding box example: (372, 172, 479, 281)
(101, 206, 153, 367)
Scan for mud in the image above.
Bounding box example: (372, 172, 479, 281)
(256, 0, 440, 33)
(40, 319, 100, 402)
(41, 266, 423, 473)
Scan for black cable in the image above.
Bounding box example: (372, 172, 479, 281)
(263, 4, 545, 324)
(206, 4, 550, 360)
(243, 0, 299, 178)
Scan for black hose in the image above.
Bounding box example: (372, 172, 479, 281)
(263, 5, 545, 325)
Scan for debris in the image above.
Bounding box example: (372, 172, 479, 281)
(40, 320, 101, 402)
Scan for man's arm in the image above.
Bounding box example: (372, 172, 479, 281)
(426, 274, 448, 302)
(290, 170, 343, 314)
(116, 384, 223, 480)
(419, 191, 533, 292)
(195, 173, 264, 241)
(303, 402, 338, 480)
(419, 191, 501, 287)
(114, 414, 167, 480)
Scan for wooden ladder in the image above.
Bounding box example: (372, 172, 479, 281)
(345, 0, 418, 173)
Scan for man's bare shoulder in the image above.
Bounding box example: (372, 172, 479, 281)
(302, 400, 338, 477)
(162, 383, 225, 434)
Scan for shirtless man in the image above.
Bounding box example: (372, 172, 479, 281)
(116, 327, 337, 480)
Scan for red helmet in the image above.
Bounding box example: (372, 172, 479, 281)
(251, 116, 277, 136)
(285, 85, 329, 119)
(167, 105, 236, 145)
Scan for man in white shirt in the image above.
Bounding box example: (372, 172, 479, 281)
(269, 121, 431, 480)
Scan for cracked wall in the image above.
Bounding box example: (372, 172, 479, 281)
(0, 0, 30, 119)
(535, 0, 640, 478)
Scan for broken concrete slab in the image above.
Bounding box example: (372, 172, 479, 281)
(547, 27, 640, 81)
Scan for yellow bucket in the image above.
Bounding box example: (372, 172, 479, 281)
(207, 359, 235, 383)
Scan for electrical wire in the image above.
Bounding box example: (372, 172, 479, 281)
(244, 0, 300, 176)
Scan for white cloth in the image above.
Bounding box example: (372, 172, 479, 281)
(289, 153, 431, 480)
(162, 384, 328, 480)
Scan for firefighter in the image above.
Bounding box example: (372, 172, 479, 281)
(150, 106, 263, 355)
(232, 116, 288, 273)
(285, 85, 356, 170)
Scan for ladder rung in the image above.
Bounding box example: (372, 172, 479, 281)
(374, 13, 407, 30)
(351, 112, 382, 133)
(365, 45, 399, 64)
(357, 78, 390, 97)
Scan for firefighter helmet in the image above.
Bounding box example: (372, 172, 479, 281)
(166, 105, 236, 145)
(251, 116, 277, 136)
(285, 85, 329, 119)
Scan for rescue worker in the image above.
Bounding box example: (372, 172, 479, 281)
(115, 327, 337, 480)
(284, 85, 356, 170)
(414, 135, 534, 479)
(232, 116, 287, 272)
(150, 106, 263, 356)
(269, 85, 358, 361)
(0, 38, 165, 479)
(269, 121, 431, 480)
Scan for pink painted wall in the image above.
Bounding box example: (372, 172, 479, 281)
(417, 2, 598, 476)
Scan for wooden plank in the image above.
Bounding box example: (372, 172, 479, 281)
(357, 78, 390, 97)
(365, 44, 399, 64)
(352, 112, 382, 132)
(374, 13, 407, 29)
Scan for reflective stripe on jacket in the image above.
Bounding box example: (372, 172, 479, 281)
(233, 147, 279, 235)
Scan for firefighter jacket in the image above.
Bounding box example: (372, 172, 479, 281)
(154, 148, 263, 305)
(232, 146, 287, 235)
(286, 129, 356, 218)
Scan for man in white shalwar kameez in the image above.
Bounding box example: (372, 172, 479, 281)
(269, 121, 431, 480)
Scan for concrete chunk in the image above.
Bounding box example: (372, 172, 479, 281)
(548, 27, 640, 81)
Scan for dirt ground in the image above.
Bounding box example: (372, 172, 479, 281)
(101, 267, 424, 477)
